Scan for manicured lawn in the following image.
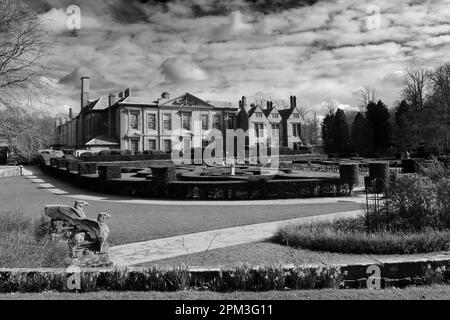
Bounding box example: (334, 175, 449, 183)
(1, 285, 450, 300)
(142, 241, 448, 268)
(0, 170, 361, 246)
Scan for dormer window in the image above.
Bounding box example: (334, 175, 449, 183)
(272, 114, 279, 119)
(293, 114, 300, 119)
(255, 112, 263, 118)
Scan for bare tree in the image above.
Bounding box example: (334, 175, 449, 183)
(402, 66, 429, 111)
(0, 105, 54, 161)
(323, 98, 338, 115)
(0, 0, 48, 107)
(252, 92, 272, 108)
(358, 86, 377, 108)
(428, 63, 450, 150)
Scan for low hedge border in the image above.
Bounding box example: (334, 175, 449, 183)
(0, 258, 449, 293)
(273, 220, 450, 255)
(41, 164, 349, 200)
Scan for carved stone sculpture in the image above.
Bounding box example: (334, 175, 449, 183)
(44, 201, 112, 267)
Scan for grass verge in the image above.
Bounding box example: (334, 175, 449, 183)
(0, 211, 69, 268)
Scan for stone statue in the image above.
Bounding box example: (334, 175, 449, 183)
(44, 201, 112, 267)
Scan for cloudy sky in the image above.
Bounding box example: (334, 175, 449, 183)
(30, 0, 450, 115)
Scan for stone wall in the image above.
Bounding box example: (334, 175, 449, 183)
(0, 166, 21, 178)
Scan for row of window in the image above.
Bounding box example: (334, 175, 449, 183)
(255, 112, 280, 119)
(253, 123, 301, 138)
(131, 123, 300, 152)
(129, 138, 172, 152)
(129, 112, 222, 131)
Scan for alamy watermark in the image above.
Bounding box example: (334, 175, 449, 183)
(66, 5, 81, 31)
(169, 121, 280, 170)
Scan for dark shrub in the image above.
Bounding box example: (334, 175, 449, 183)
(389, 174, 438, 231)
(109, 149, 126, 156)
(417, 157, 450, 181)
(339, 163, 359, 194)
(99, 150, 113, 156)
(125, 150, 133, 155)
(135, 151, 143, 155)
(80, 152, 94, 158)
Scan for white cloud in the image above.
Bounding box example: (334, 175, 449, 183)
(159, 57, 208, 83)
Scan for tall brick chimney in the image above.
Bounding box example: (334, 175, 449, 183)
(109, 93, 116, 107)
(81, 77, 90, 109)
(242, 96, 247, 108)
(69, 108, 73, 119)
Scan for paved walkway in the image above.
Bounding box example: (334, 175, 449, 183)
(110, 210, 363, 267)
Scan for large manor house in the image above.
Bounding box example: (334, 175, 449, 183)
(54, 77, 305, 152)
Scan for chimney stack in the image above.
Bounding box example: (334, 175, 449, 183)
(119, 91, 124, 99)
(81, 77, 90, 109)
(266, 101, 270, 109)
(109, 93, 116, 107)
(124, 88, 130, 98)
(242, 96, 247, 107)
(239, 100, 243, 109)
(69, 108, 73, 119)
(294, 96, 297, 108)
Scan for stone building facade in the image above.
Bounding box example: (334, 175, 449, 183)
(54, 77, 305, 152)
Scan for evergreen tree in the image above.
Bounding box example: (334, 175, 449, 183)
(351, 112, 372, 156)
(366, 100, 391, 154)
(321, 112, 336, 154)
(333, 108, 351, 155)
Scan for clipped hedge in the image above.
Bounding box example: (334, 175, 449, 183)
(0, 265, 345, 293)
(98, 166, 122, 180)
(339, 163, 359, 194)
(78, 162, 98, 175)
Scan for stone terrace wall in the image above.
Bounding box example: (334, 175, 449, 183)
(0, 166, 21, 178)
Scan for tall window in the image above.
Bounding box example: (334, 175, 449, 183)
(254, 123, 265, 137)
(292, 123, 301, 137)
(271, 123, 280, 137)
(148, 139, 156, 150)
(163, 114, 171, 130)
(147, 114, 156, 130)
(129, 112, 139, 130)
(201, 114, 209, 130)
(182, 113, 191, 130)
(130, 139, 139, 152)
(163, 139, 172, 152)
(272, 114, 279, 119)
(213, 115, 221, 129)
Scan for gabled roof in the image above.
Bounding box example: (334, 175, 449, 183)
(262, 106, 279, 117)
(247, 104, 265, 118)
(159, 93, 215, 109)
(279, 106, 302, 120)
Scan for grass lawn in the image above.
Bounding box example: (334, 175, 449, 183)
(1, 285, 450, 300)
(0, 171, 361, 246)
(140, 241, 450, 268)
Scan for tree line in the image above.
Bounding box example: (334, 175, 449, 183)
(321, 64, 450, 157)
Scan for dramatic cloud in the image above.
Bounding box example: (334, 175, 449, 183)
(29, 0, 450, 116)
